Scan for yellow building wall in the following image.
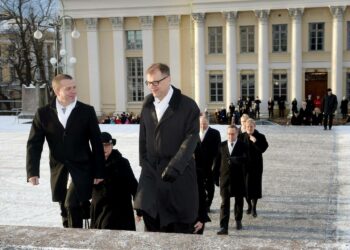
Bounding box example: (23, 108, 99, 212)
(153, 16, 169, 65)
(237, 11, 258, 64)
(269, 9, 290, 62)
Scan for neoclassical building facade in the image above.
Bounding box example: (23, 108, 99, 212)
(61, 0, 350, 115)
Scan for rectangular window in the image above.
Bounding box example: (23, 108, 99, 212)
(126, 30, 142, 50)
(127, 57, 144, 102)
(208, 27, 223, 54)
(347, 72, 350, 99)
(347, 21, 350, 50)
(309, 22, 324, 51)
(240, 26, 255, 53)
(272, 73, 288, 101)
(241, 74, 255, 99)
(272, 24, 287, 52)
(209, 74, 223, 102)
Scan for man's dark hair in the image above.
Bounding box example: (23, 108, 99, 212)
(146, 63, 170, 76)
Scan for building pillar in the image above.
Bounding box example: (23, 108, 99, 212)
(192, 13, 206, 112)
(85, 18, 101, 115)
(223, 11, 238, 109)
(62, 19, 75, 77)
(289, 8, 304, 104)
(110, 17, 126, 114)
(140, 16, 154, 96)
(330, 6, 346, 106)
(166, 15, 181, 89)
(255, 10, 270, 112)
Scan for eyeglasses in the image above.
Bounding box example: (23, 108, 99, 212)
(145, 75, 169, 86)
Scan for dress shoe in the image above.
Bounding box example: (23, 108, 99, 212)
(246, 208, 252, 214)
(324, 127, 327, 130)
(252, 209, 257, 217)
(236, 221, 242, 230)
(217, 228, 228, 235)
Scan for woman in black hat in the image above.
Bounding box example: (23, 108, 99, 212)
(90, 132, 138, 230)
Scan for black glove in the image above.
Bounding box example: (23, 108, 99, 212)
(80, 200, 91, 219)
(214, 177, 219, 187)
(161, 166, 179, 183)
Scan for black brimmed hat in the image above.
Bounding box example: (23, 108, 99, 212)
(101, 132, 116, 145)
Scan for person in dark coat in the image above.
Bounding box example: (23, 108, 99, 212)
(322, 88, 338, 130)
(299, 101, 312, 125)
(241, 118, 268, 217)
(340, 96, 349, 119)
(26, 74, 105, 228)
(134, 63, 200, 234)
(90, 132, 138, 230)
(311, 107, 323, 126)
(278, 96, 286, 118)
(291, 98, 298, 115)
(214, 125, 248, 235)
(268, 97, 274, 118)
(197, 114, 221, 212)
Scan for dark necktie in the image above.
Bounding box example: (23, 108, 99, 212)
(62, 107, 66, 114)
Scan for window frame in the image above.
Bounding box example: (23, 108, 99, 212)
(127, 57, 144, 102)
(240, 74, 255, 100)
(309, 22, 324, 51)
(272, 73, 288, 101)
(240, 26, 255, 53)
(272, 24, 288, 52)
(208, 26, 223, 54)
(209, 73, 224, 102)
(126, 30, 142, 50)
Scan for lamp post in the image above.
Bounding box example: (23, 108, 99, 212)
(33, 15, 80, 77)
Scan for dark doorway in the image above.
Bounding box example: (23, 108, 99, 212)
(305, 72, 327, 99)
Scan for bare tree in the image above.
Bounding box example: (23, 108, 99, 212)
(0, 0, 58, 86)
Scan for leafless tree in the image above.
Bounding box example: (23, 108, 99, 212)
(0, 0, 58, 86)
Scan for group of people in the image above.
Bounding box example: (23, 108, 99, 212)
(26, 63, 268, 235)
(100, 113, 140, 124)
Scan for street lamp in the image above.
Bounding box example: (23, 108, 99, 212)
(33, 15, 80, 76)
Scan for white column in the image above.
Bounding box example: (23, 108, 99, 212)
(140, 16, 154, 96)
(223, 11, 238, 108)
(110, 17, 126, 114)
(62, 19, 75, 77)
(289, 8, 304, 104)
(85, 18, 101, 115)
(166, 15, 181, 89)
(255, 10, 270, 113)
(330, 6, 346, 106)
(192, 13, 206, 112)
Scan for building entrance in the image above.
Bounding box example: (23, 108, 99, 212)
(305, 72, 328, 99)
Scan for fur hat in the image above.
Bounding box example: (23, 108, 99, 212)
(101, 132, 116, 145)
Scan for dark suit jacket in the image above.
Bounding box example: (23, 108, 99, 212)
(26, 99, 105, 202)
(215, 140, 248, 197)
(196, 127, 221, 177)
(322, 94, 338, 115)
(134, 86, 200, 227)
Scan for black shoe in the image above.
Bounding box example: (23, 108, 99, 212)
(324, 127, 327, 130)
(217, 228, 228, 235)
(206, 206, 211, 213)
(246, 208, 252, 214)
(236, 221, 242, 230)
(252, 209, 257, 217)
(329, 127, 332, 130)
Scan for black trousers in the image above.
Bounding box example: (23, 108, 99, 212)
(219, 191, 244, 229)
(143, 212, 193, 234)
(323, 113, 334, 129)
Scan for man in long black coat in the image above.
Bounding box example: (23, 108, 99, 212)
(26, 74, 105, 228)
(91, 132, 138, 230)
(322, 88, 338, 130)
(215, 125, 248, 234)
(196, 114, 221, 212)
(242, 118, 268, 217)
(134, 63, 200, 234)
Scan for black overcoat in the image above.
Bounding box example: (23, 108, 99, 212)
(322, 94, 338, 115)
(91, 149, 138, 230)
(26, 99, 105, 202)
(215, 140, 248, 198)
(134, 86, 200, 227)
(241, 131, 268, 199)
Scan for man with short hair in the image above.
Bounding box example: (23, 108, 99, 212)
(134, 63, 200, 234)
(26, 74, 105, 228)
(322, 88, 338, 130)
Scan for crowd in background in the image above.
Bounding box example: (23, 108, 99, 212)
(100, 112, 140, 124)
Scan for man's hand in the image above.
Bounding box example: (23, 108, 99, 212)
(161, 166, 179, 183)
(249, 135, 256, 143)
(93, 178, 104, 185)
(28, 176, 39, 185)
(193, 221, 203, 234)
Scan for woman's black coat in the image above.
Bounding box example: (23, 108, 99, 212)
(241, 131, 268, 199)
(91, 149, 138, 230)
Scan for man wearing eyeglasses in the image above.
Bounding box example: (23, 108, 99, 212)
(134, 63, 200, 234)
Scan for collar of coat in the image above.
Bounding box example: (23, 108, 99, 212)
(49, 97, 82, 110)
(143, 85, 181, 110)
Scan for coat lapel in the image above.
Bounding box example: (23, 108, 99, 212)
(65, 102, 80, 130)
(49, 99, 65, 131)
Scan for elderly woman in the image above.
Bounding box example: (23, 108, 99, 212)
(241, 119, 269, 217)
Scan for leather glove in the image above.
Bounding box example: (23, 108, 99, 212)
(161, 166, 179, 183)
(80, 200, 91, 219)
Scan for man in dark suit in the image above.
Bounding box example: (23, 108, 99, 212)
(322, 88, 338, 130)
(134, 63, 200, 234)
(215, 125, 248, 235)
(26, 74, 105, 228)
(196, 114, 221, 212)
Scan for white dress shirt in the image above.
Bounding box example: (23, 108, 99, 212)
(153, 86, 174, 122)
(228, 140, 237, 155)
(56, 97, 77, 128)
(200, 128, 208, 142)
